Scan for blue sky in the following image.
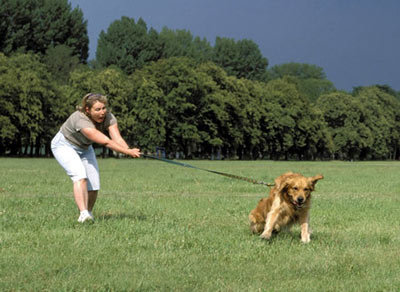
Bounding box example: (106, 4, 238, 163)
(69, 0, 400, 92)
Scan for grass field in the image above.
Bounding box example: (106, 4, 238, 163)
(1, 158, 400, 291)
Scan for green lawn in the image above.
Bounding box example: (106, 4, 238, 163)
(1, 158, 400, 291)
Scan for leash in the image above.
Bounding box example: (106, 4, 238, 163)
(141, 153, 275, 187)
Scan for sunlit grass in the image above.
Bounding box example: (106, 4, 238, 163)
(1, 158, 400, 291)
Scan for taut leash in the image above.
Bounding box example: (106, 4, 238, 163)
(141, 153, 275, 187)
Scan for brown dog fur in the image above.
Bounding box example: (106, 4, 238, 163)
(249, 172, 323, 243)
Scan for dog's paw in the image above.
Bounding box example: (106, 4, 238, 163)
(301, 233, 311, 243)
(260, 231, 272, 240)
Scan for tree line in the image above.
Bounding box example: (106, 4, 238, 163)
(1, 0, 399, 160)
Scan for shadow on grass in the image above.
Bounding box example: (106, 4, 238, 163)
(249, 229, 327, 244)
(246, 230, 296, 244)
(265, 229, 335, 244)
(97, 211, 147, 222)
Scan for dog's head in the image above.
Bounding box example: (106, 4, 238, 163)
(275, 173, 324, 208)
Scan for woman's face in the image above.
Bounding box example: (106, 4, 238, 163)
(86, 101, 107, 123)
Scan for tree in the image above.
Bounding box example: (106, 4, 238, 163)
(231, 78, 264, 159)
(130, 58, 250, 158)
(267, 62, 327, 80)
(212, 37, 268, 81)
(0, 53, 58, 155)
(0, 0, 88, 62)
(259, 78, 329, 160)
(0, 54, 18, 154)
(43, 44, 80, 84)
(317, 91, 372, 160)
(128, 57, 198, 156)
(353, 86, 400, 159)
(96, 17, 163, 75)
(67, 66, 98, 106)
(198, 62, 252, 158)
(159, 27, 212, 62)
(318, 87, 400, 160)
(130, 76, 167, 152)
(353, 84, 400, 101)
(291, 77, 336, 103)
(267, 63, 336, 102)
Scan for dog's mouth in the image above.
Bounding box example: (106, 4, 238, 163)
(291, 199, 305, 209)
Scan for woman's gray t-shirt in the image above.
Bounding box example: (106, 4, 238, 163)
(60, 111, 117, 149)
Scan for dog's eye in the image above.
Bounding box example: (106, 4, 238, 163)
(304, 188, 309, 191)
(293, 187, 299, 191)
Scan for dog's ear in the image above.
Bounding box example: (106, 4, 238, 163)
(275, 174, 291, 193)
(278, 181, 290, 194)
(309, 174, 323, 189)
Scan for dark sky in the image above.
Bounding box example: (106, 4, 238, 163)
(69, 0, 400, 92)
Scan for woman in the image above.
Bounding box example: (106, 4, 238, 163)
(51, 93, 140, 223)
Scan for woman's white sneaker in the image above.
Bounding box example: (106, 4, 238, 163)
(78, 210, 94, 223)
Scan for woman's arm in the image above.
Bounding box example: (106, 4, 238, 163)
(80, 127, 140, 158)
(108, 123, 129, 148)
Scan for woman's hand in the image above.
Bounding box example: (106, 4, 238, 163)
(126, 148, 141, 158)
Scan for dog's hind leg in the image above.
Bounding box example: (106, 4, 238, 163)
(249, 213, 265, 234)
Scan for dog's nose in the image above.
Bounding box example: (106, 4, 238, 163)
(297, 197, 304, 204)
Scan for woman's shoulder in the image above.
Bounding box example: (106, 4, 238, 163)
(68, 110, 94, 127)
(71, 110, 90, 120)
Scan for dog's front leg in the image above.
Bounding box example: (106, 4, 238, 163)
(299, 213, 311, 243)
(260, 207, 280, 240)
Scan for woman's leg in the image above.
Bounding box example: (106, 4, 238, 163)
(82, 145, 100, 214)
(88, 190, 98, 212)
(73, 179, 93, 222)
(51, 132, 92, 221)
(73, 179, 89, 211)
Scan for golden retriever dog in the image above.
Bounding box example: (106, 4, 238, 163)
(249, 172, 323, 243)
